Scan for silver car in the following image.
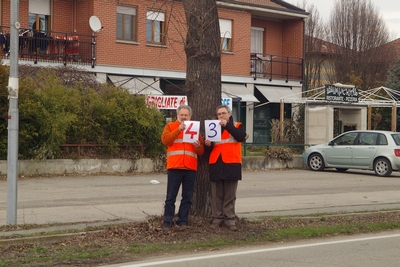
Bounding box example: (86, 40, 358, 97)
(302, 130, 400, 176)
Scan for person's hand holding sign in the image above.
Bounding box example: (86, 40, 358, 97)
(178, 121, 186, 131)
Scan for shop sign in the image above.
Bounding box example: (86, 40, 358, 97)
(325, 84, 358, 103)
(221, 97, 232, 110)
(146, 95, 187, 109)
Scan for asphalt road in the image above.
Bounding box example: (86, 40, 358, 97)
(1, 168, 400, 226)
(1, 169, 400, 266)
(106, 231, 400, 267)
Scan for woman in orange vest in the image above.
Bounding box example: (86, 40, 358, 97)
(161, 105, 204, 228)
(205, 105, 246, 231)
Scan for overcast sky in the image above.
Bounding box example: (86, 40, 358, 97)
(285, 0, 400, 41)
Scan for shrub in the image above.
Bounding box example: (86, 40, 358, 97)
(0, 65, 10, 158)
(0, 66, 165, 160)
(265, 147, 293, 161)
(18, 70, 80, 159)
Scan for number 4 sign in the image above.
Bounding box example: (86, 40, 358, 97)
(183, 121, 200, 143)
(205, 120, 221, 142)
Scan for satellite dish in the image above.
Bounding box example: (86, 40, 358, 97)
(89, 16, 102, 32)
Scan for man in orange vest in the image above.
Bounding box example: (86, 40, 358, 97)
(161, 105, 204, 228)
(205, 105, 246, 231)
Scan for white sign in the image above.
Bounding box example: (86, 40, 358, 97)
(146, 95, 188, 109)
(221, 97, 232, 110)
(205, 120, 221, 142)
(183, 121, 200, 143)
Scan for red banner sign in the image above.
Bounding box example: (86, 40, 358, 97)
(146, 95, 188, 110)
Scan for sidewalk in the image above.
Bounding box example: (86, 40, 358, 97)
(1, 169, 400, 240)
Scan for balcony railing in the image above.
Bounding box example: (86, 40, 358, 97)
(0, 26, 96, 67)
(250, 53, 303, 82)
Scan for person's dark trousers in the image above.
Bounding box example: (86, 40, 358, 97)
(164, 169, 196, 226)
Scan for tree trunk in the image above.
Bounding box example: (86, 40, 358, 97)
(182, 0, 221, 217)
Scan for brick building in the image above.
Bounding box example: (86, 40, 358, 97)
(0, 0, 308, 143)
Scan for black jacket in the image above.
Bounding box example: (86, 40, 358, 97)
(205, 116, 246, 181)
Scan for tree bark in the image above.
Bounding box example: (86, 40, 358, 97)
(182, 0, 221, 217)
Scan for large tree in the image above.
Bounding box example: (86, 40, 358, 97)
(385, 58, 400, 90)
(327, 0, 397, 90)
(303, 3, 328, 90)
(385, 57, 400, 131)
(182, 0, 221, 217)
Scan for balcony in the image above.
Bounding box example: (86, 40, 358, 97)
(250, 53, 303, 82)
(0, 26, 96, 67)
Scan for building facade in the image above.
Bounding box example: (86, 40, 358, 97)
(0, 0, 308, 143)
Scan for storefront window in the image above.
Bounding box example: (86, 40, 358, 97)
(253, 106, 269, 143)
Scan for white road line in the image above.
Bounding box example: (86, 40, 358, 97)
(116, 233, 400, 267)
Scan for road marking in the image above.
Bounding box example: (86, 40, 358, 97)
(115, 233, 400, 267)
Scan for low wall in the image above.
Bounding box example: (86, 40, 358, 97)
(241, 156, 303, 171)
(0, 156, 304, 175)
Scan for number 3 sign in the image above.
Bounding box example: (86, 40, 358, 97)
(205, 120, 221, 142)
(183, 121, 200, 143)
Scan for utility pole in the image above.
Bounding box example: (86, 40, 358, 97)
(7, 0, 19, 225)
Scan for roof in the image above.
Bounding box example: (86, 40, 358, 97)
(217, 0, 309, 19)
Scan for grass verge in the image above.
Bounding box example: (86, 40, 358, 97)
(1, 212, 400, 266)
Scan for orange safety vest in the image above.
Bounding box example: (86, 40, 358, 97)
(209, 122, 242, 164)
(166, 122, 198, 171)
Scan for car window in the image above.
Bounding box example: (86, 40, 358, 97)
(390, 134, 400, 145)
(357, 132, 378, 145)
(334, 132, 358, 145)
(377, 134, 388, 145)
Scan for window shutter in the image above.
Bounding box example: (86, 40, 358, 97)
(117, 6, 136, 15)
(146, 11, 165, 22)
(219, 19, 232, 39)
(29, 0, 51, 15)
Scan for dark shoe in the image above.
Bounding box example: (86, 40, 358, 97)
(209, 222, 221, 229)
(227, 225, 238, 231)
(164, 222, 173, 228)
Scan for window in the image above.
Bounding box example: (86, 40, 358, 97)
(378, 134, 387, 145)
(29, 0, 51, 31)
(390, 134, 400, 145)
(220, 19, 232, 52)
(358, 133, 378, 145)
(334, 132, 357, 145)
(146, 10, 165, 44)
(117, 6, 137, 41)
(28, 0, 51, 55)
(251, 27, 264, 54)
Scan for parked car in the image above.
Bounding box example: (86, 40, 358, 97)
(302, 130, 400, 176)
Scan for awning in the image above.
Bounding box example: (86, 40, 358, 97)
(108, 76, 163, 95)
(255, 85, 299, 103)
(221, 83, 259, 102)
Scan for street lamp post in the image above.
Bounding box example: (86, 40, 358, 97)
(6, 0, 19, 225)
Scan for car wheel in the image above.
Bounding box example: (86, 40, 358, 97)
(374, 158, 392, 177)
(336, 168, 348, 172)
(308, 153, 325, 171)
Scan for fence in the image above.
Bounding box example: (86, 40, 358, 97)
(242, 142, 311, 156)
(250, 53, 303, 81)
(0, 26, 95, 67)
